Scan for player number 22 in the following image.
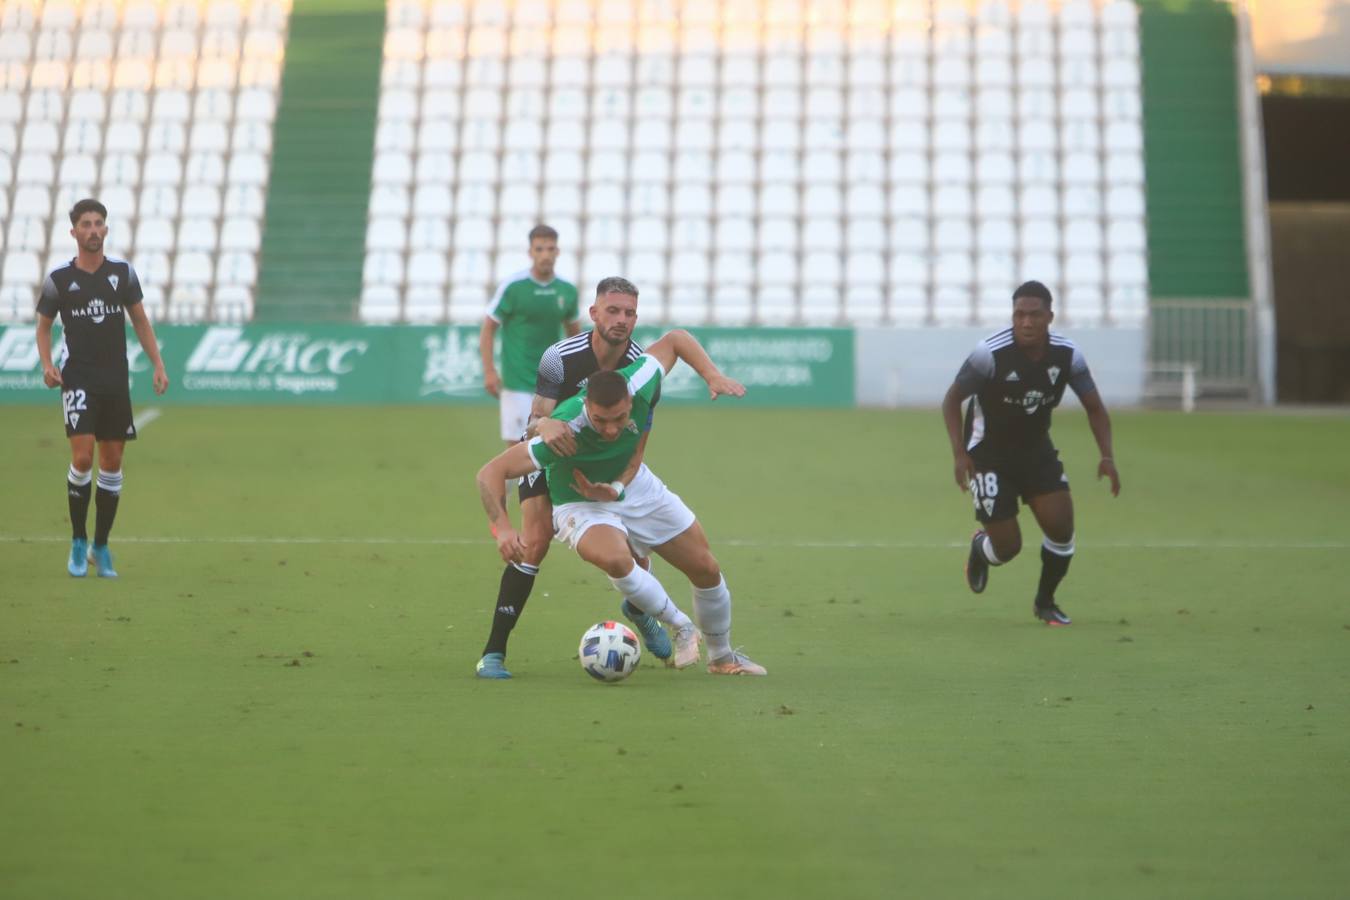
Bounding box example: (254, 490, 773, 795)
(62, 389, 87, 427)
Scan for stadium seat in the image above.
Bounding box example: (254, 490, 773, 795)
(359, 285, 402, 324)
(622, 216, 664, 252)
(669, 250, 710, 288)
(136, 218, 176, 253)
(1065, 219, 1104, 253)
(625, 250, 667, 286)
(1065, 252, 1106, 289)
(1062, 286, 1105, 327)
(1062, 186, 1100, 218)
(220, 218, 261, 253)
(177, 219, 218, 253)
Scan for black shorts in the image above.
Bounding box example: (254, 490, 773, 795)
(62, 386, 137, 442)
(517, 467, 550, 502)
(968, 442, 1067, 523)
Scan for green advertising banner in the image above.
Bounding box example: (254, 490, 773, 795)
(0, 323, 853, 407)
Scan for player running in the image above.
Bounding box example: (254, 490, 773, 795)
(35, 198, 169, 578)
(940, 280, 1121, 625)
(476, 332, 766, 678)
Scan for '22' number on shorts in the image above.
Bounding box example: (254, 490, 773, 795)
(62, 389, 88, 429)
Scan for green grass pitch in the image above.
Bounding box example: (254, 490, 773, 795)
(2, 404, 1347, 899)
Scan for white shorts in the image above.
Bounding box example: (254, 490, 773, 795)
(553, 465, 697, 558)
(499, 389, 532, 441)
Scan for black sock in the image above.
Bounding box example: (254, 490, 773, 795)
(1036, 544, 1073, 607)
(94, 470, 124, 545)
(67, 467, 92, 540)
(482, 562, 539, 657)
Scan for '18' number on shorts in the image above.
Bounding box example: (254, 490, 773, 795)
(62, 389, 87, 429)
(970, 472, 998, 511)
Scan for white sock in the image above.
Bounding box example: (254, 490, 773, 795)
(97, 469, 123, 494)
(693, 576, 733, 660)
(980, 534, 1003, 565)
(68, 464, 92, 486)
(609, 564, 692, 629)
(1042, 536, 1075, 557)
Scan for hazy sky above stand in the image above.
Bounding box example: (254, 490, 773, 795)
(1250, 0, 1350, 75)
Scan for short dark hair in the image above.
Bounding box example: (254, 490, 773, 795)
(69, 198, 108, 226)
(594, 276, 638, 298)
(1012, 280, 1054, 310)
(586, 370, 630, 407)
(528, 224, 558, 243)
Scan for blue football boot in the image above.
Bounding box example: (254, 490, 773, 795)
(68, 538, 89, 577)
(91, 544, 118, 578)
(475, 652, 512, 679)
(620, 600, 673, 662)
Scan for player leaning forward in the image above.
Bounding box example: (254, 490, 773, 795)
(941, 280, 1120, 625)
(35, 198, 169, 578)
(476, 331, 767, 676)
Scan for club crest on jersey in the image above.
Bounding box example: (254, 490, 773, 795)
(1047, 365, 1061, 384)
(108, 274, 120, 291)
(982, 498, 995, 516)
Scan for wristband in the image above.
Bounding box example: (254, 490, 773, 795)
(608, 481, 626, 500)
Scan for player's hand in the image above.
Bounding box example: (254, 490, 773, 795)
(953, 451, 976, 491)
(706, 373, 746, 400)
(493, 525, 526, 563)
(572, 470, 620, 502)
(152, 364, 169, 395)
(483, 369, 501, 398)
(536, 418, 577, 456)
(1098, 458, 1121, 497)
(42, 363, 62, 388)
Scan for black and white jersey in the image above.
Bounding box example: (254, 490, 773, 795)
(35, 257, 144, 393)
(535, 330, 644, 403)
(954, 328, 1097, 457)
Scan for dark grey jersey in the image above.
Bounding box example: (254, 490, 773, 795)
(35, 257, 144, 393)
(954, 328, 1097, 456)
(535, 331, 644, 403)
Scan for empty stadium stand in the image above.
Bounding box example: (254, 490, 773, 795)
(0, 0, 289, 323)
(359, 0, 1148, 327)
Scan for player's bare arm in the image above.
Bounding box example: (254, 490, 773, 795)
(1080, 389, 1121, 496)
(941, 382, 976, 490)
(524, 394, 559, 439)
(476, 443, 539, 561)
(35, 313, 62, 388)
(645, 330, 747, 399)
(534, 416, 577, 456)
(478, 316, 501, 397)
(571, 431, 650, 502)
(126, 303, 169, 394)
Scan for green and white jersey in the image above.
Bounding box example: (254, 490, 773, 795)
(525, 354, 664, 506)
(487, 269, 580, 391)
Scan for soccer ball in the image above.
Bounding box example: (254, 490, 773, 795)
(578, 621, 642, 683)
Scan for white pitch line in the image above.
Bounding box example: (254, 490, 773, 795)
(134, 407, 161, 430)
(0, 536, 1347, 550)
